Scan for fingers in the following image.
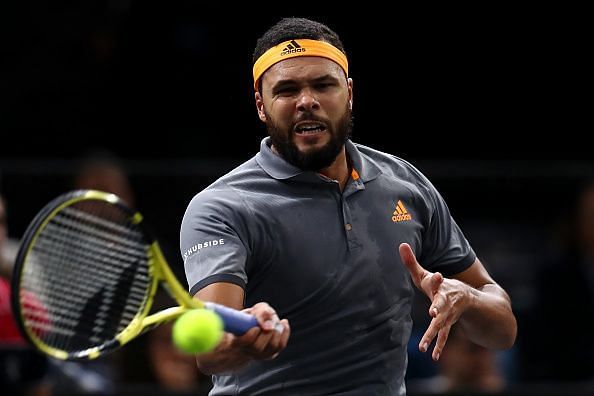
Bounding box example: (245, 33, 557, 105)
(419, 317, 449, 358)
(429, 272, 444, 297)
(247, 302, 280, 331)
(235, 302, 290, 360)
(401, 242, 449, 357)
(419, 300, 455, 361)
(400, 243, 444, 302)
(419, 314, 443, 353)
(432, 324, 451, 361)
(427, 273, 445, 316)
(263, 319, 291, 360)
(399, 243, 423, 281)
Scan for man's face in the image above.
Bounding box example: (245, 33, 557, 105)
(255, 57, 353, 171)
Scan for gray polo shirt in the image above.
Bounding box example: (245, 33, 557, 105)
(180, 137, 475, 395)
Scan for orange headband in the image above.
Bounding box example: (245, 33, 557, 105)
(253, 39, 349, 90)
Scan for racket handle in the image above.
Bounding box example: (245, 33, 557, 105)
(204, 302, 259, 335)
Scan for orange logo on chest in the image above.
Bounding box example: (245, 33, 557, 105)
(392, 200, 412, 222)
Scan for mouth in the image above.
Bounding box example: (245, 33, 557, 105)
(293, 121, 327, 136)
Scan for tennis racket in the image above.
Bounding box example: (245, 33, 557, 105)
(10, 189, 258, 360)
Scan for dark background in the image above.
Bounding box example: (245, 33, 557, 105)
(1, 4, 593, 394)
(1, 5, 590, 160)
(1, 4, 590, 231)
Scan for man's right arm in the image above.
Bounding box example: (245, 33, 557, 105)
(194, 282, 290, 374)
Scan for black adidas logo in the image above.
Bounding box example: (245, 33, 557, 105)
(281, 40, 306, 56)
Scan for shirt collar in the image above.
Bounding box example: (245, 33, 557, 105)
(255, 137, 382, 183)
(345, 139, 382, 183)
(255, 137, 303, 180)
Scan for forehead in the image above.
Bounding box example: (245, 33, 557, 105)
(262, 57, 345, 86)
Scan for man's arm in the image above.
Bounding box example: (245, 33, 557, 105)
(452, 259, 517, 349)
(193, 282, 290, 374)
(399, 243, 517, 361)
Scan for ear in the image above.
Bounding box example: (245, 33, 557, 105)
(347, 78, 353, 110)
(255, 91, 267, 122)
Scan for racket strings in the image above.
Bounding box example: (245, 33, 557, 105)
(20, 202, 152, 354)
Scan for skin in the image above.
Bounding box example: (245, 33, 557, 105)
(195, 284, 290, 374)
(400, 244, 517, 361)
(194, 54, 516, 373)
(256, 57, 353, 189)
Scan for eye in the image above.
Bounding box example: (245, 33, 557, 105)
(316, 82, 332, 89)
(275, 86, 298, 97)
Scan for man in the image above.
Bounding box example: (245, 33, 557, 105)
(180, 17, 517, 395)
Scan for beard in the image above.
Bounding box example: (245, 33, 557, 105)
(265, 104, 353, 171)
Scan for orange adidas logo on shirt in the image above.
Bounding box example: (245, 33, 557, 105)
(392, 200, 412, 222)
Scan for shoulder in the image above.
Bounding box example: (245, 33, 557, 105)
(354, 142, 434, 190)
(182, 158, 267, 222)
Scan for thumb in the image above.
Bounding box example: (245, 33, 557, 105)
(399, 243, 424, 285)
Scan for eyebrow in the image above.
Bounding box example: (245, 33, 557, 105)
(271, 74, 341, 92)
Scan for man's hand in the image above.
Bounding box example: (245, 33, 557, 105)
(195, 300, 290, 375)
(399, 243, 472, 361)
(232, 302, 290, 360)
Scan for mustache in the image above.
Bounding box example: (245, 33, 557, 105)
(292, 112, 329, 127)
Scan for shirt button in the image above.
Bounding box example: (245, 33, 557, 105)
(345, 223, 352, 231)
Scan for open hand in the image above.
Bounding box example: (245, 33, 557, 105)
(399, 243, 471, 361)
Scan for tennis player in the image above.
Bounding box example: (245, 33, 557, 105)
(180, 17, 517, 395)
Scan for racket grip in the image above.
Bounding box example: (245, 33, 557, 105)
(204, 302, 259, 335)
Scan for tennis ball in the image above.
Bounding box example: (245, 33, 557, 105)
(172, 309, 224, 354)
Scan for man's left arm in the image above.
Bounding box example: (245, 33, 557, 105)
(400, 243, 517, 361)
(452, 257, 517, 350)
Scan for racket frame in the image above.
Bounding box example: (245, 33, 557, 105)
(11, 190, 203, 360)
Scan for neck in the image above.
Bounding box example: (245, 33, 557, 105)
(317, 147, 349, 190)
(270, 144, 350, 190)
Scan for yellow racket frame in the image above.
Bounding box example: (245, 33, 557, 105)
(16, 190, 204, 360)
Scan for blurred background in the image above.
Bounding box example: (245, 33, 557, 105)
(1, 3, 592, 396)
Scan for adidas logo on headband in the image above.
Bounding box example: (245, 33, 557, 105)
(253, 39, 349, 90)
(280, 40, 306, 56)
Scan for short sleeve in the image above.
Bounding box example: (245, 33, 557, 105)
(180, 187, 251, 296)
(410, 167, 476, 276)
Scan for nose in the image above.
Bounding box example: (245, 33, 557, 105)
(296, 88, 320, 112)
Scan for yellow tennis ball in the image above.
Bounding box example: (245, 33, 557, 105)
(172, 309, 224, 354)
